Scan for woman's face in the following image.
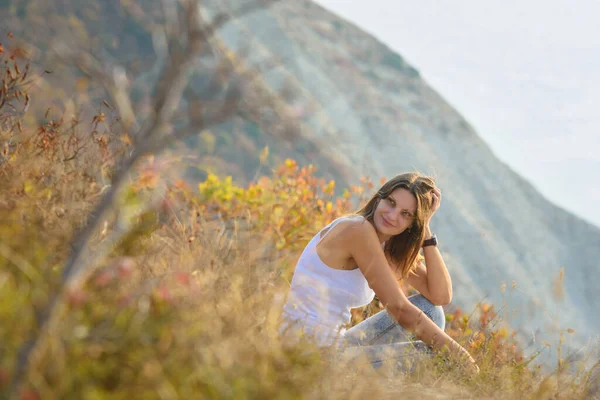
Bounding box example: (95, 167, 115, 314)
(373, 188, 417, 238)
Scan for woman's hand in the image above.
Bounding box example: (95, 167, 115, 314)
(450, 342, 480, 376)
(425, 187, 442, 226)
(462, 353, 481, 376)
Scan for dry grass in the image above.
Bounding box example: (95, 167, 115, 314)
(1, 31, 598, 400)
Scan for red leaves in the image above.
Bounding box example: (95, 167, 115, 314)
(155, 286, 172, 303)
(20, 389, 41, 400)
(175, 272, 191, 286)
(93, 269, 115, 287)
(0, 367, 9, 388)
(116, 257, 135, 279)
(67, 288, 89, 307)
(93, 257, 137, 288)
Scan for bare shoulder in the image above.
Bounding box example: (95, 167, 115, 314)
(333, 215, 379, 243)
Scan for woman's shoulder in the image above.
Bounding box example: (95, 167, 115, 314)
(329, 215, 376, 238)
(333, 214, 367, 228)
(339, 214, 367, 223)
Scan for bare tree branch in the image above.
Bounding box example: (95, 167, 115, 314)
(9, 0, 297, 392)
(11, 0, 198, 392)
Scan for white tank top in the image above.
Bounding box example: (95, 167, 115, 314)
(280, 217, 375, 346)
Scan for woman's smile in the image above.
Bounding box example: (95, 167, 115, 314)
(382, 216, 395, 228)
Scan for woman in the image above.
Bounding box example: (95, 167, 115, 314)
(280, 172, 478, 373)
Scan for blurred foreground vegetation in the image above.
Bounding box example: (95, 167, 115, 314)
(1, 32, 599, 400)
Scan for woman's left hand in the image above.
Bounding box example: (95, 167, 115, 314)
(426, 187, 442, 225)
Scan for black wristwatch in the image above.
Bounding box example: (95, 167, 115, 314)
(422, 234, 438, 247)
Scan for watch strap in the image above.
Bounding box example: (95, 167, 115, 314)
(422, 234, 438, 247)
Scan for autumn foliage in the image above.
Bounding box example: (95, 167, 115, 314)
(1, 34, 598, 399)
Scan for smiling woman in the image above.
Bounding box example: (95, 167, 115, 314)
(355, 173, 436, 282)
(280, 172, 477, 374)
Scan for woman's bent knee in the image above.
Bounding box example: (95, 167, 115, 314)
(430, 305, 446, 331)
(408, 294, 446, 331)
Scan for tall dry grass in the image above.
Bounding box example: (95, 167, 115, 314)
(1, 31, 598, 400)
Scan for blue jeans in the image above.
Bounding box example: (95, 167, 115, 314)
(337, 294, 446, 370)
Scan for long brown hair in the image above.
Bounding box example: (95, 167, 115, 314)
(355, 172, 436, 280)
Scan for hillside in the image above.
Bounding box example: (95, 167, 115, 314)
(209, 0, 600, 358)
(1, 0, 598, 360)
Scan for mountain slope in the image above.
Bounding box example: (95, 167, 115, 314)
(2, 0, 598, 356)
(217, 0, 600, 354)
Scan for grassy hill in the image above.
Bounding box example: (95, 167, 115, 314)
(1, 40, 599, 398)
(1, 0, 599, 397)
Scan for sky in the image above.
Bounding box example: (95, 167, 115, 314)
(313, 0, 600, 228)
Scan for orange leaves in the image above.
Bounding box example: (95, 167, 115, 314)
(444, 302, 524, 367)
(119, 133, 132, 146)
(479, 303, 495, 329)
(359, 176, 374, 190)
(0, 33, 26, 62)
(34, 120, 61, 155)
(189, 159, 373, 253)
(1, 39, 30, 118)
(135, 167, 160, 190)
(173, 179, 189, 190)
(91, 112, 105, 126)
(0, 33, 11, 54)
